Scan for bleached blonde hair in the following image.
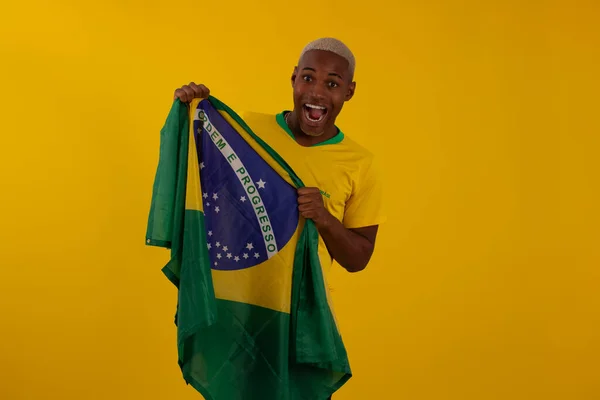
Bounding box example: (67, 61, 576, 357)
(298, 37, 356, 79)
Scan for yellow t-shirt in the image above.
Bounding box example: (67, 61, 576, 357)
(242, 110, 386, 272)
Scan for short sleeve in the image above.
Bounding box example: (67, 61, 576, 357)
(342, 155, 387, 229)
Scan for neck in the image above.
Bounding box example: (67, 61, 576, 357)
(287, 110, 338, 146)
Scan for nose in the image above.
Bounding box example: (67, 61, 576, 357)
(309, 83, 327, 101)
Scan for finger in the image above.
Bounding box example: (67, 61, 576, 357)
(297, 187, 320, 196)
(297, 195, 314, 204)
(198, 84, 210, 97)
(181, 85, 195, 102)
(298, 194, 323, 205)
(173, 88, 185, 101)
(189, 82, 210, 99)
(174, 86, 190, 102)
(299, 209, 311, 218)
(300, 210, 317, 220)
(189, 82, 204, 98)
(188, 82, 199, 95)
(298, 203, 321, 213)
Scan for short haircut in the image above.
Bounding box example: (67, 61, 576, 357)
(298, 37, 356, 79)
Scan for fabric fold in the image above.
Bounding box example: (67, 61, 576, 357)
(146, 96, 351, 400)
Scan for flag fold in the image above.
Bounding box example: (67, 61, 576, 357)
(145, 96, 351, 400)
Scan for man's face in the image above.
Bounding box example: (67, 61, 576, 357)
(291, 49, 356, 137)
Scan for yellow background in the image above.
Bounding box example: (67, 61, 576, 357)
(1, 0, 598, 399)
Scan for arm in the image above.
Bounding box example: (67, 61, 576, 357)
(297, 187, 378, 272)
(318, 215, 378, 273)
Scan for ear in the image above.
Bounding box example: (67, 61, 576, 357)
(291, 66, 298, 87)
(345, 81, 356, 101)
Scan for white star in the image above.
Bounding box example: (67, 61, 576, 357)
(234, 256, 240, 262)
(227, 253, 232, 259)
(207, 243, 212, 250)
(203, 192, 208, 199)
(254, 252, 260, 259)
(206, 202, 210, 207)
(216, 242, 221, 248)
(217, 253, 222, 259)
(208, 231, 213, 237)
(215, 206, 220, 213)
(200, 162, 205, 169)
(240, 196, 246, 202)
(243, 253, 249, 259)
(213, 193, 219, 200)
(246, 243, 254, 250)
(257, 179, 266, 189)
(222, 246, 228, 252)
(214, 261, 218, 266)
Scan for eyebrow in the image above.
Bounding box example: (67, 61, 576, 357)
(302, 67, 343, 80)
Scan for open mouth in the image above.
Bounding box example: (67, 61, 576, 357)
(303, 103, 328, 123)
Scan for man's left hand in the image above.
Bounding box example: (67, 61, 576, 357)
(297, 187, 332, 228)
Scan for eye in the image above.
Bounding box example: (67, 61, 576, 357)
(328, 81, 339, 88)
(303, 75, 312, 82)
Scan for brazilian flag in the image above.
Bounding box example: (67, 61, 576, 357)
(145, 96, 352, 400)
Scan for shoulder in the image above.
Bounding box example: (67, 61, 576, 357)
(339, 134, 375, 160)
(336, 132, 385, 204)
(334, 133, 380, 180)
(337, 133, 387, 228)
(240, 111, 277, 126)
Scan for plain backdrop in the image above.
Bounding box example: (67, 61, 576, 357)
(0, 0, 599, 399)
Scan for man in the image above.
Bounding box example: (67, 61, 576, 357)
(173, 37, 385, 398)
(174, 37, 385, 275)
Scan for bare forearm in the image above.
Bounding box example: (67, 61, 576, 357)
(296, 187, 377, 272)
(315, 214, 374, 272)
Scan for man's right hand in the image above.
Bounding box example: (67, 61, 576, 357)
(173, 82, 210, 103)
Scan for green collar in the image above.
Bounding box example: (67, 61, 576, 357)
(276, 112, 345, 147)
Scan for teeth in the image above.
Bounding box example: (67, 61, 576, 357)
(304, 103, 326, 123)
